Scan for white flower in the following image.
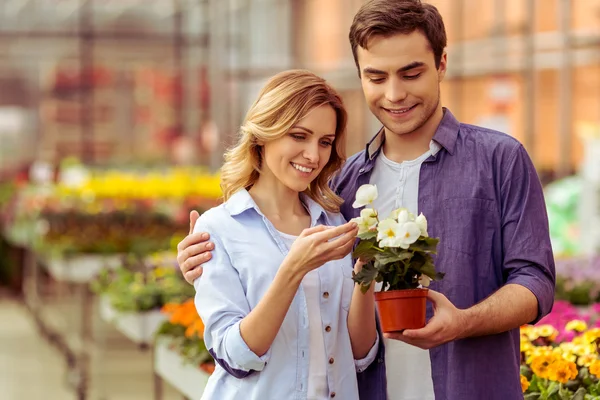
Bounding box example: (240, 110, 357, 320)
(351, 208, 378, 235)
(395, 221, 421, 249)
(352, 184, 378, 208)
(415, 213, 428, 237)
(418, 274, 432, 287)
(396, 209, 410, 224)
(389, 208, 405, 221)
(376, 218, 403, 248)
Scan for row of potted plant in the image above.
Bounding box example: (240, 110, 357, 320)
(520, 301, 600, 399)
(1, 164, 221, 254)
(91, 252, 194, 313)
(157, 298, 214, 373)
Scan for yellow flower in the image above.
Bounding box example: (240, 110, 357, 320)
(565, 320, 588, 333)
(520, 326, 533, 337)
(590, 360, 600, 378)
(536, 325, 558, 338)
(577, 354, 597, 367)
(582, 328, 600, 345)
(521, 341, 534, 355)
(520, 375, 530, 393)
(547, 359, 578, 384)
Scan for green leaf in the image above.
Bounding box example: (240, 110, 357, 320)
(352, 262, 378, 286)
(571, 388, 586, 400)
(418, 256, 438, 279)
(547, 381, 559, 397)
(374, 250, 412, 265)
(352, 240, 381, 262)
(410, 237, 440, 253)
(358, 231, 377, 241)
(524, 393, 541, 400)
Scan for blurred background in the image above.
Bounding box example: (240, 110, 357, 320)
(0, 0, 599, 399)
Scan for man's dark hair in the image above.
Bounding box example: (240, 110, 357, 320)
(349, 0, 447, 74)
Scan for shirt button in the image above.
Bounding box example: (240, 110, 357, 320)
(359, 168, 365, 173)
(329, 357, 335, 364)
(325, 325, 331, 332)
(323, 292, 329, 298)
(330, 392, 336, 398)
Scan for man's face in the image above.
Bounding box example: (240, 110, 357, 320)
(356, 30, 447, 137)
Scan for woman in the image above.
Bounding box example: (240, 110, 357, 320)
(193, 70, 379, 400)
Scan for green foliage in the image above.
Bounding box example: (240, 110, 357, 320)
(352, 236, 443, 292)
(91, 260, 194, 312)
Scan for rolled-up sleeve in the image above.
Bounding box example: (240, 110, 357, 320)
(354, 333, 379, 373)
(193, 215, 270, 378)
(501, 144, 556, 323)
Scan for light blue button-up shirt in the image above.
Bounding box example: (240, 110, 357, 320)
(193, 189, 379, 400)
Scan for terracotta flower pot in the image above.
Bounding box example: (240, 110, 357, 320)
(374, 288, 428, 333)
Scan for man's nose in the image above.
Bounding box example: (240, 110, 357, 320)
(385, 79, 408, 103)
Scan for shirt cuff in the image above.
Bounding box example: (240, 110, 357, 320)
(354, 333, 380, 373)
(506, 265, 555, 324)
(224, 320, 270, 371)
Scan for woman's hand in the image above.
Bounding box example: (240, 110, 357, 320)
(283, 221, 358, 277)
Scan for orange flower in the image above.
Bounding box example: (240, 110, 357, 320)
(520, 375, 530, 393)
(547, 359, 578, 384)
(590, 360, 600, 378)
(530, 353, 559, 379)
(161, 299, 201, 328)
(185, 319, 205, 338)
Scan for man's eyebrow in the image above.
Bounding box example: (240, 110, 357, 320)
(362, 61, 426, 76)
(397, 61, 426, 72)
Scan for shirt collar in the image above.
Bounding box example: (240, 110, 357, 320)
(365, 107, 460, 161)
(225, 188, 327, 225)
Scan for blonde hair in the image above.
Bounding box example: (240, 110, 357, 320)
(220, 69, 348, 213)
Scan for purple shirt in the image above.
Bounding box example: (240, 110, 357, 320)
(332, 109, 555, 400)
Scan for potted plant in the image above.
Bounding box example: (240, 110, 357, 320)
(350, 184, 444, 333)
(154, 299, 214, 399)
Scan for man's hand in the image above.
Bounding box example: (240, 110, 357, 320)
(383, 290, 468, 350)
(176, 210, 214, 284)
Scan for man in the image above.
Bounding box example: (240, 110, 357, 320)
(177, 1, 555, 399)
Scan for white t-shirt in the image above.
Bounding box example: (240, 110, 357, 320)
(278, 231, 329, 400)
(369, 140, 441, 400)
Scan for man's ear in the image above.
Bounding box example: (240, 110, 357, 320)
(437, 51, 447, 82)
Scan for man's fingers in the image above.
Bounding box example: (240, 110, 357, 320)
(383, 332, 406, 341)
(184, 266, 204, 285)
(177, 231, 210, 252)
(189, 210, 200, 235)
(184, 241, 215, 260)
(383, 332, 431, 349)
(403, 316, 444, 340)
(181, 252, 212, 274)
(426, 289, 445, 305)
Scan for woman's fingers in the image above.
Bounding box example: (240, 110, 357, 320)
(322, 226, 358, 258)
(311, 222, 357, 243)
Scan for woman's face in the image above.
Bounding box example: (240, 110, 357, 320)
(261, 104, 338, 193)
